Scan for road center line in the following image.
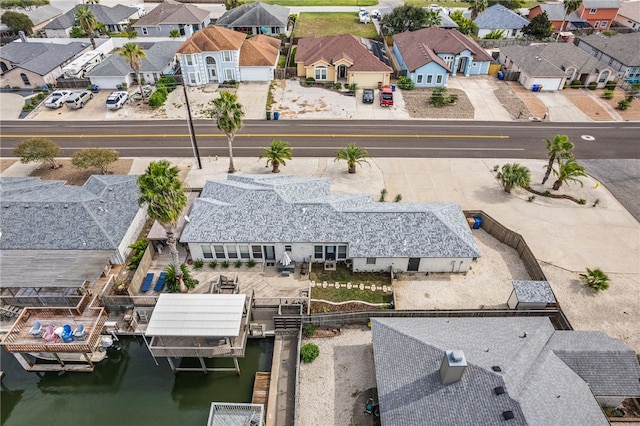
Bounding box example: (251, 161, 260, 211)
(0, 133, 510, 139)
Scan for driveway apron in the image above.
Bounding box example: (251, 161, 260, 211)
(236, 82, 270, 120)
(536, 91, 591, 122)
(447, 76, 513, 121)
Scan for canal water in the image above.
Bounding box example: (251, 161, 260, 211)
(1, 337, 273, 426)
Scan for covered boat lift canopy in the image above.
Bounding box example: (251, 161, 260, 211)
(145, 293, 252, 374)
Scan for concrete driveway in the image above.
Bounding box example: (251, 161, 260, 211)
(447, 76, 513, 121)
(536, 91, 591, 122)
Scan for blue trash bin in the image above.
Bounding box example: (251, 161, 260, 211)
(473, 217, 483, 229)
(391, 84, 396, 92)
(532, 84, 540, 92)
(273, 111, 279, 120)
(498, 71, 504, 80)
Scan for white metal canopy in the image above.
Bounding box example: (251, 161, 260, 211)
(145, 294, 245, 337)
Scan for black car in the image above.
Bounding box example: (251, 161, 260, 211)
(362, 88, 374, 104)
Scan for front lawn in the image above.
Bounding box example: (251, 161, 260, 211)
(259, 0, 376, 6)
(294, 12, 379, 38)
(311, 286, 393, 304)
(310, 262, 391, 287)
(404, 0, 542, 7)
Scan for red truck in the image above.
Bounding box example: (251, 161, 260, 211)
(380, 86, 393, 107)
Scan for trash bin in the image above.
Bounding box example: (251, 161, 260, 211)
(498, 71, 505, 80)
(273, 111, 280, 120)
(532, 84, 540, 92)
(391, 84, 396, 91)
(91, 84, 99, 93)
(473, 217, 483, 229)
(266, 111, 271, 120)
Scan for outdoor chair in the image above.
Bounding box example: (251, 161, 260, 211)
(153, 272, 166, 292)
(140, 272, 154, 292)
(364, 398, 374, 415)
(74, 323, 86, 340)
(61, 324, 74, 343)
(43, 325, 57, 343)
(30, 320, 43, 338)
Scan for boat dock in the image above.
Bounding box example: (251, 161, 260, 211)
(252, 372, 271, 405)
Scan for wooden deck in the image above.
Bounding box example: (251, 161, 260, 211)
(252, 372, 271, 405)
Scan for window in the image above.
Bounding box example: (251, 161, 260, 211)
(366, 258, 376, 265)
(511, 29, 517, 37)
(222, 51, 233, 62)
(338, 246, 347, 260)
(442, 54, 454, 69)
(285, 245, 292, 252)
(426, 75, 433, 84)
(186, 55, 193, 66)
(223, 68, 235, 81)
(436, 74, 443, 84)
(314, 245, 323, 259)
(601, 21, 607, 28)
(201, 245, 213, 259)
(590, 8, 597, 14)
(315, 66, 327, 80)
(594, 21, 600, 28)
(416, 74, 424, 84)
(214, 245, 225, 259)
(20, 73, 30, 85)
(188, 73, 197, 84)
(239, 245, 250, 259)
(226, 245, 238, 259)
(598, 70, 609, 83)
(271, 26, 280, 34)
(142, 27, 148, 35)
(252, 245, 263, 259)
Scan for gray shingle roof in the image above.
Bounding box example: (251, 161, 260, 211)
(44, 4, 137, 30)
(577, 32, 640, 66)
(501, 45, 568, 77)
(132, 3, 210, 27)
(0, 41, 88, 75)
(531, 3, 568, 21)
(216, 2, 289, 28)
(582, 0, 622, 8)
(0, 175, 140, 251)
(512, 280, 556, 303)
(372, 317, 639, 426)
(180, 175, 480, 259)
(87, 41, 182, 77)
(475, 4, 530, 29)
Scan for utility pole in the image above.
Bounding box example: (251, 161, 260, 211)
(182, 81, 202, 169)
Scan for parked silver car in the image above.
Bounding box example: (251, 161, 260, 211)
(65, 91, 93, 109)
(44, 90, 73, 109)
(106, 91, 129, 110)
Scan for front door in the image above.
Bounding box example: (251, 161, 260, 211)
(325, 246, 336, 260)
(338, 65, 347, 79)
(264, 246, 275, 261)
(407, 258, 420, 272)
(457, 57, 467, 74)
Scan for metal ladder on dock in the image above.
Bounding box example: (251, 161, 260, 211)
(273, 316, 302, 335)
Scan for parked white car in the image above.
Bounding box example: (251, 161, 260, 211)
(65, 91, 93, 109)
(44, 90, 72, 109)
(106, 91, 129, 110)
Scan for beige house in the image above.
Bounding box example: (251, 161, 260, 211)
(295, 34, 392, 88)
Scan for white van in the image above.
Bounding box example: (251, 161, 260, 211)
(65, 91, 93, 109)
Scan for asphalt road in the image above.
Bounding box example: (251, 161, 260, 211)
(1, 120, 639, 159)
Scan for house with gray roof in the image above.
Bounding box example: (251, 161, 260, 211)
(131, 3, 210, 38)
(527, 3, 590, 32)
(475, 4, 530, 39)
(500, 42, 616, 91)
(393, 27, 493, 88)
(216, 2, 289, 36)
(43, 4, 139, 38)
(86, 41, 181, 89)
(575, 32, 640, 83)
(0, 4, 63, 35)
(615, 0, 640, 31)
(180, 175, 480, 273)
(372, 317, 640, 425)
(0, 40, 89, 88)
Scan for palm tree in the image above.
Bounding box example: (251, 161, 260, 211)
(137, 160, 188, 292)
(497, 163, 530, 193)
(425, 9, 442, 27)
(579, 267, 610, 292)
(556, 0, 582, 42)
(542, 134, 574, 185)
(551, 156, 587, 190)
(334, 144, 371, 174)
(75, 6, 98, 49)
(169, 29, 181, 39)
(260, 139, 292, 173)
(120, 43, 147, 99)
(469, 0, 488, 21)
(211, 91, 245, 173)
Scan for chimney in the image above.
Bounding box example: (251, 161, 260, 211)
(18, 31, 27, 43)
(439, 350, 467, 385)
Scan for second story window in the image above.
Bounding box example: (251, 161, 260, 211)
(590, 8, 597, 14)
(222, 51, 233, 62)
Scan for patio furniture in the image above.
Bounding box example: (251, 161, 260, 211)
(276, 260, 295, 273)
(140, 272, 155, 292)
(30, 320, 43, 338)
(364, 398, 374, 414)
(61, 324, 74, 343)
(43, 325, 57, 343)
(153, 272, 166, 292)
(74, 323, 86, 340)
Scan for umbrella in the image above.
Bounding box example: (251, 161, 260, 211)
(281, 251, 292, 267)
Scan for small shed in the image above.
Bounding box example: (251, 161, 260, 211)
(145, 293, 251, 374)
(507, 280, 556, 310)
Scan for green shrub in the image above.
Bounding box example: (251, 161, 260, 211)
(334, 82, 342, 90)
(147, 86, 168, 109)
(570, 80, 582, 88)
(430, 86, 457, 107)
(542, 190, 551, 196)
(579, 267, 610, 292)
(234, 260, 243, 268)
(247, 259, 256, 268)
(156, 76, 177, 93)
(304, 323, 315, 337)
(616, 99, 631, 110)
(127, 238, 148, 270)
(587, 82, 597, 90)
(397, 76, 415, 90)
(602, 89, 614, 100)
(347, 83, 357, 92)
(22, 103, 34, 111)
(305, 77, 315, 83)
(605, 80, 617, 90)
(601, 29, 616, 36)
(221, 260, 230, 268)
(300, 343, 320, 363)
(209, 260, 218, 269)
(193, 258, 204, 269)
(164, 263, 199, 293)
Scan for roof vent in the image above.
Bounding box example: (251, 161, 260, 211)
(439, 350, 467, 385)
(64, 204, 69, 208)
(492, 365, 502, 372)
(494, 386, 505, 395)
(503, 411, 515, 420)
(44, 204, 49, 208)
(24, 204, 29, 208)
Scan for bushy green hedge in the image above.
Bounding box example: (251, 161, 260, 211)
(157, 76, 177, 93)
(127, 238, 148, 270)
(570, 80, 582, 89)
(300, 343, 319, 363)
(397, 76, 415, 90)
(587, 82, 597, 90)
(148, 86, 168, 109)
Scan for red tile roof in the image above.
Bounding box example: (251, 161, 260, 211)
(296, 34, 392, 72)
(176, 26, 246, 54)
(239, 35, 280, 66)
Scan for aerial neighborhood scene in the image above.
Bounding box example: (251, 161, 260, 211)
(0, 0, 639, 423)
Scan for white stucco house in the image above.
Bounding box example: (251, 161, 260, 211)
(176, 25, 280, 85)
(180, 175, 481, 273)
